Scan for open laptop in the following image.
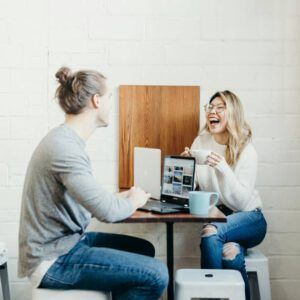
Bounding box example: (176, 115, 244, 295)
(135, 148, 196, 214)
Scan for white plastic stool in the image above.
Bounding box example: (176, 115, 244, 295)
(0, 243, 11, 300)
(245, 248, 271, 300)
(175, 269, 245, 300)
(32, 289, 111, 300)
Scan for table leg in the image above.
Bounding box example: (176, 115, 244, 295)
(166, 222, 174, 300)
(0, 263, 11, 300)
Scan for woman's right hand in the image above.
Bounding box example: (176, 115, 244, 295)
(126, 186, 151, 210)
(180, 147, 191, 157)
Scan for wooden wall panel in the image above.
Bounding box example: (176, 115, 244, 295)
(119, 85, 200, 189)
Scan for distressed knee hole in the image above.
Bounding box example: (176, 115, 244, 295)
(222, 242, 240, 260)
(201, 225, 217, 238)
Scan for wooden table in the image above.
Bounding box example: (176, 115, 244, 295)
(120, 207, 226, 300)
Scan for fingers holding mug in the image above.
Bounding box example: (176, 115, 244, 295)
(181, 147, 191, 157)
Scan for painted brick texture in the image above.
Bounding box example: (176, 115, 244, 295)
(0, 0, 299, 299)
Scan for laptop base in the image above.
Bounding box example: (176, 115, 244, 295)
(149, 207, 189, 214)
(138, 199, 190, 214)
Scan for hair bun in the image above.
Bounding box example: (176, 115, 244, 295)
(55, 67, 73, 86)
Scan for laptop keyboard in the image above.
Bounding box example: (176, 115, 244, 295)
(143, 199, 184, 210)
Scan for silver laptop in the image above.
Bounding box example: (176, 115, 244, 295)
(134, 147, 161, 200)
(135, 151, 196, 214)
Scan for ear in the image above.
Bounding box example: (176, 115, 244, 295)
(91, 94, 100, 108)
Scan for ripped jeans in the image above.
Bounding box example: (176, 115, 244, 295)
(200, 209, 267, 300)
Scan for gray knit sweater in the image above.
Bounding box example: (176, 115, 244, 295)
(18, 124, 134, 278)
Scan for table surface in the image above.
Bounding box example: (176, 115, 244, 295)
(121, 206, 226, 223)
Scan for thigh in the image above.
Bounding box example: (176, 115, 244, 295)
(84, 232, 155, 257)
(210, 210, 267, 248)
(40, 242, 165, 293)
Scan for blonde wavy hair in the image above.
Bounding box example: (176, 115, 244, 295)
(202, 90, 252, 166)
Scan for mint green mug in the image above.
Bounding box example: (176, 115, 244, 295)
(189, 191, 219, 215)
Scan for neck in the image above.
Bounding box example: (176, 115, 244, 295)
(212, 132, 229, 145)
(65, 112, 98, 141)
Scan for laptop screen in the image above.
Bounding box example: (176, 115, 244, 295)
(161, 156, 196, 205)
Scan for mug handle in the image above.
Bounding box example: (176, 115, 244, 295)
(209, 193, 219, 209)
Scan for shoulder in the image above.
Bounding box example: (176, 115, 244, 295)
(238, 143, 258, 163)
(45, 126, 88, 162)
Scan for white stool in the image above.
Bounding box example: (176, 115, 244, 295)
(0, 243, 11, 300)
(32, 289, 111, 300)
(175, 269, 245, 300)
(245, 248, 271, 300)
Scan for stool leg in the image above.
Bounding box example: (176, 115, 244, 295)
(0, 263, 11, 300)
(175, 284, 191, 300)
(257, 262, 271, 300)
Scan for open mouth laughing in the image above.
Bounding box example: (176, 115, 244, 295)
(209, 116, 220, 125)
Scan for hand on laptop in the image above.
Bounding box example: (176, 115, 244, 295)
(125, 187, 151, 210)
(180, 147, 191, 157)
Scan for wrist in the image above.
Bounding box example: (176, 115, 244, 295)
(215, 159, 231, 174)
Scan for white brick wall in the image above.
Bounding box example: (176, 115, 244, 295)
(0, 0, 299, 299)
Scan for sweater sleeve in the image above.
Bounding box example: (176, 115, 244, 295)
(214, 144, 258, 211)
(51, 149, 134, 223)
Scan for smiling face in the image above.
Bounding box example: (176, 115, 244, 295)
(206, 97, 228, 134)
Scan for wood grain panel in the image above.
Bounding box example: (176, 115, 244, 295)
(119, 85, 200, 189)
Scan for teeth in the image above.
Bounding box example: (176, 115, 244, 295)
(210, 119, 220, 124)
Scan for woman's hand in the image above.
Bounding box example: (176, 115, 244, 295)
(180, 147, 191, 157)
(206, 152, 224, 167)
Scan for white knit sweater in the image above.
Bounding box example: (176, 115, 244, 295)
(190, 133, 262, 212)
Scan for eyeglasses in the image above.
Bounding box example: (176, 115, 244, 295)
(204, 104, 226, 114)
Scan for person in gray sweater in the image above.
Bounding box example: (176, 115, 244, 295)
(18, 67, 168, 300)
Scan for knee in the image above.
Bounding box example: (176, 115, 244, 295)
(222, 242, 240, 260)
(222, 243, 245, 271)
(201, 224, 218, 238)
(157, 261, 169, 289)
(150, 260, 169, 295)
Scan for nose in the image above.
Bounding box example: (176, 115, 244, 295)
(208, 111, 217, 118)
(210, 107, 217, 114)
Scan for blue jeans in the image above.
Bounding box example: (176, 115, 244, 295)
(200, 209, 267, 300)
(39, 232, 169, 300)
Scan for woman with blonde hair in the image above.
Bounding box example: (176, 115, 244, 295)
(183, 90, 267, 300)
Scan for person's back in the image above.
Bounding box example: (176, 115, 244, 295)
(18, 66, 168, 299)
(19, 124, 91, 277)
